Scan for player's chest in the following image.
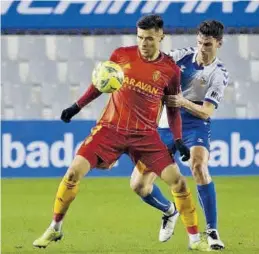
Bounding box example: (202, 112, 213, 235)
(120, 60, 171, 97)
(178, 61, 211, 89)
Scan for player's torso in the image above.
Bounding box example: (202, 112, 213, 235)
(99, 46, 175, 132)
(177, 51, 217, 102)
(159, 48, 223, 128)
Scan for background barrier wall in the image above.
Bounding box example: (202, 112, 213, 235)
(2, 120, 259, 178)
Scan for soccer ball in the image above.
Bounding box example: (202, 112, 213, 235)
(92, 61, 124, 93)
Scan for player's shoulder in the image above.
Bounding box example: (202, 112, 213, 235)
(212, 59, 229, 77)
(214, 59, 228, 75)
(162, 52, 180, 71)
(210, 59, 229, 85)
(113, 46, 138, 55)
(110, 46, 138, 62)
(168, 47, 196, 62)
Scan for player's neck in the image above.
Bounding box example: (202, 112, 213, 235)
(142, 50, 161, 62)
(196, 54, 217, 66)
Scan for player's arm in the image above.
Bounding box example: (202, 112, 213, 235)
(164, 70, 228, 120)
(61, 49, 120, 123)
(166, 66, 190, 161)
(165, 94, 215, 120)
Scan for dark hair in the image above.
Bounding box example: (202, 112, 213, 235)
(137, 14, 164, 31)
(198, 20, 224, 40)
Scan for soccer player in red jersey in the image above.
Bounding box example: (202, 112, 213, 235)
(33, 15, 209, 251)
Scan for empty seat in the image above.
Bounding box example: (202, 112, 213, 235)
(249, 35, 259, 59)
(250, 60, 259, 82)
(22, 103, 43, 119)
(57, 62, 68, 84)
(238, 35, 249, 60)
(2, 61, 20, 84)
(1, 36, 8, 60)
(67, 60, 95, 85)
(213, 101, 237, 119)
(83, 36, 96, 59)
(2, 83, 30, 106)
(7, 36, 19, 61)
(1, 36, 19, 60)
(234, 81, 257, 105)
(55, 36, 70, 60)
(28, 60, 45, 84)
(41, 83, 59, 106)
(19, 61, 30, 84)
(28, 60, 58, 84)
(18, 36, 47, 61)
(94, 36, 122, 60)
(56, 36, 86, 61)
(45, 35, 57, 60)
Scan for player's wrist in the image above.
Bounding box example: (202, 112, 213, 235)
(175, 139, 183, 146)
(72, 103, 81, 113)
(180, 97, 188, 107)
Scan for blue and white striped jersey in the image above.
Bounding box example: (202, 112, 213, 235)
(159, 47, 229, 128)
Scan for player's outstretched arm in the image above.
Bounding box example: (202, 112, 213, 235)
(60, 47, 122, 123)
(165, 94, 215, 120)
(61, 84, 102, 123)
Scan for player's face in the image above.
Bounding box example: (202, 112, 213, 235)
(196, 33, 222, 65)
(137, 28, 164, 60)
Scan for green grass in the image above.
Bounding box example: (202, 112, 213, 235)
(2, 177, 259, 254)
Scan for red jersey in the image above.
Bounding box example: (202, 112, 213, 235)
(99, 46, 180, 133)
(77, 46, 182, 138)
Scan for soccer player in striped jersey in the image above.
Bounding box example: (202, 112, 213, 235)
(33, 15, 210, 251)
(133, 20, 228, 250)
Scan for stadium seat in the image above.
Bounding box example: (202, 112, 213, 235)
(57, 62, 68, 84)
(56, 36, 86, 61)
(67, 60, 95, 85)
(28, 60, 58, 85)
(238, 35, 249, 60)
(18, 36, 47, 61)
(94, 36, 123, 60)
(3, 36, 19, 61)
(19, 61, 30, 84)
(249, 35, 259, 59)
(250, 60, 259, 82)
(2, 61, 20, 84)
(1, 36, 8, 60)
(214, 101, 237, 118)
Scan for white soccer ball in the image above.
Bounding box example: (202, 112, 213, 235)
(92, 61, 124, 93)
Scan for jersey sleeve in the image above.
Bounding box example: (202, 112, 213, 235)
(168, 47, 195, 62)
(164, 65, 181, 95)
(109, 47, 125, 63)
(165, 65, 182, 140)
(204, 68, 229, 108)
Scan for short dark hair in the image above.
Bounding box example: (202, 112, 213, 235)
(137, 14, 164, 31)
(198, 20, 224, 40)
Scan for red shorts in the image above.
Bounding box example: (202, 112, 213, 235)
(77, 125, 175, 176)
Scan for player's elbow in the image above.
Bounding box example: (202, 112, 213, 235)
(200, 112, 210, 120)
(200, 111, 211, 120)
(200, 108, 214, 120)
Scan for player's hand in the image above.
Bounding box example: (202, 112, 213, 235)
(173, 139, 190, 161)
(61, 103, 81, 123)
(164, 93, 184, 108)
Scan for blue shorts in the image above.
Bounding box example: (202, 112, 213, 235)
(159, 109, 211, 151)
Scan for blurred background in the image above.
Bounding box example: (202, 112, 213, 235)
(1, 0, 259, 177)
